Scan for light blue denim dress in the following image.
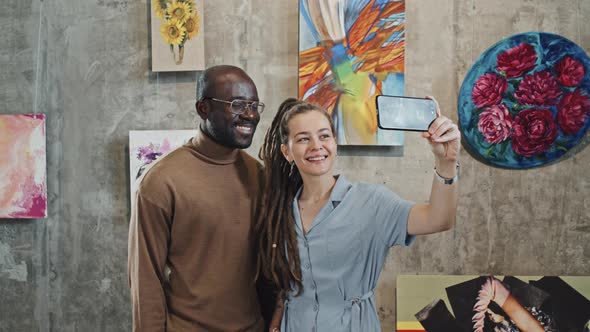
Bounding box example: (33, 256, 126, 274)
(281, 175, 415, 332)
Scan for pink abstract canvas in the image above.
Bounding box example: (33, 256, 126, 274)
(0, 114, 47, 218)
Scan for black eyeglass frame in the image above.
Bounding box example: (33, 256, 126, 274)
(203, 97, 265, 115)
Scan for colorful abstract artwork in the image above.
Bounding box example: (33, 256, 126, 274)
(151, 0, 204, 72)
(0, 114, 47, 219)
(298, 0, 405, 145)
(397, 275, 590, 332)
(458, 32, 590, 168)
(129, 130, 195, 199)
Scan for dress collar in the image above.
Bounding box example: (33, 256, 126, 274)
(328, 174, 352, 203)
(292, 175, 352, 234)
(294, 174, 352, 205)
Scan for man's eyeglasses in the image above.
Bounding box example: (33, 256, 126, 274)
(204, 97, 265, 115)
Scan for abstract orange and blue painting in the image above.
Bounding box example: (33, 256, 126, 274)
(0, 114, 47, 219)
(299, 0, 405, 145)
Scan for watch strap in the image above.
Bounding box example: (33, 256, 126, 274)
(434, 163, 460, 185)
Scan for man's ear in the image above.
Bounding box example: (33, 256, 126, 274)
(196, 100, 208, 121)
(280, 143, 291, 163)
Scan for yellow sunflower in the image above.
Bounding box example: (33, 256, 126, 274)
(160, 19, 186, 46)
(166, 0, 192, 24)
(184, 12, 200, 40)
(152, 0, 169, 19)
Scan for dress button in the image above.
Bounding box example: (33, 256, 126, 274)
(304, 263, 310, 269)
(312, 283, 316, 290)
(313, 304, 318, 311)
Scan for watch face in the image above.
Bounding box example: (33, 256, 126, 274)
(435, 164, 459, 184)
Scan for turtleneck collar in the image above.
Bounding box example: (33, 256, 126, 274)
(187, 127, 240, 165)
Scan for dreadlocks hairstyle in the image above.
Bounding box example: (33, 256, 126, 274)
(255, 98, 336, 297)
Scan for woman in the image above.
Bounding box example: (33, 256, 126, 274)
(255, 98, 460, 331)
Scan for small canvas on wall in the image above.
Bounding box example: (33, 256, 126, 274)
(298, 0, 406, 146)
(0, 114, 47, 219)
(129, 130, 195, 200)
(151, 0, 204, 72)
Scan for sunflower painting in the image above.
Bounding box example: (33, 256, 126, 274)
(151, 0, 204, 72)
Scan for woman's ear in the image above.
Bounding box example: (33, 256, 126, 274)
(280, 143, 290, 162)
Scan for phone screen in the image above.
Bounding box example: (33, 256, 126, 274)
(376, 95, 437, 132)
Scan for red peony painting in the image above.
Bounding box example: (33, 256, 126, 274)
(458, 32, 590, 168)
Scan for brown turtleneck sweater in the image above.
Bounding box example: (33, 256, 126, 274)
(128, 129, 264, 332)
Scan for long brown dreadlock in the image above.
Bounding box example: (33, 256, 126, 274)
(254, 98, 336, 298)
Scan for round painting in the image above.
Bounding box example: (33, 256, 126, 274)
(458, 32, 590, 168)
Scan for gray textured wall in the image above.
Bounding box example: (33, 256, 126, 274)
(1, 0, 588, 331)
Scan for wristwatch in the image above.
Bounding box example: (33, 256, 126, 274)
(434, 163, 460, 185)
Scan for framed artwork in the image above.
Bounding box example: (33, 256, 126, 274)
(397, 275, 590, 332)
(0, 114, 47, 219)
(129, 130, 195, 200)
(298, 0, 406, 146)
(458, 32, 590, 169)
(151, 0, 205, 72)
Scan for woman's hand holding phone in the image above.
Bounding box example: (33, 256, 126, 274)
(420, 96, 461, 177)
(375, 94, 460, 175)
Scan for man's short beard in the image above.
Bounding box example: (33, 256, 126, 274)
(205, 124, 254, 149)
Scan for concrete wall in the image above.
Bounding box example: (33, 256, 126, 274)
(1, 0, 588, 330)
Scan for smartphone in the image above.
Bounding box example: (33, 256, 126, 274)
(376, 95, 438, 132)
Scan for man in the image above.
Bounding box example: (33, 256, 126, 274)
(128, 65, 266, 331)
